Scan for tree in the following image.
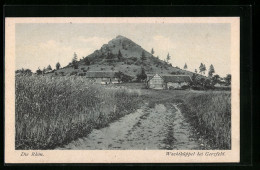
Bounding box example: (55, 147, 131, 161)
(224, 74, 231, 86)
(203, 64, 207, 75)
(208, 64, 215, 77)
(136, 67, 147, 82)
(42, 67, 46, 74)
(191, 73, 198, 85)
(212, 74, 220, 85)
(72, 52, 78, 69)
(141, 51, 146, 64)
(16, 68, 32, 76)
(166, 53, 171, 63)
(84, 58, 90, 66)
(47, 65, 52, 71)
(56, 62, 61, 70)
(72, 52, 78, 63)
(106, 51, 115, 63)
(117, 50, 123, 60)
(204, 79, 212, 89)
(199, 63, 203, 74)
(36, 68, 43, 75)
(184, 63, 187, 69)
(199, 78, 206, 89)
(115, 71, 133, 83)
(195, 69, 197, 73)
(199, 63, 206, 75)
(151, 48, 154, 55)
(157, 56, 159, 59)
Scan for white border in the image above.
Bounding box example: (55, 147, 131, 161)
(5, 17, 240, 163)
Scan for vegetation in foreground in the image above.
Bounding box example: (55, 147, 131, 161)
(15, 75, 231, 150)
(136, 88, 231, 149)
(179, 91, 231, 149)
(15, 75, 141, 149)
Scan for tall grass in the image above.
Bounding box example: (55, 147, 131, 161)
(179, 91, 231, 149)
(15, 75, 141, 149)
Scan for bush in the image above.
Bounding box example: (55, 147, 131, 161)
(15, 76, 141, 149)
(59, 72, 65, 76)
(191, 85, 205, 90)
(129, 57, 138, 62)
(115, 71, 133, 83)
(181, 85, 190, 90)
(78, 73, 86, 76)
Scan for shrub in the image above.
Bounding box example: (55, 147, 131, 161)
(115, 71, 133, 83)
(181, 85, 190, 90)
(70, 71, 78, 76)
(78, 73, 86, 76)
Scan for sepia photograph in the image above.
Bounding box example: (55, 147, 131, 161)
(5, 17, 240, 163)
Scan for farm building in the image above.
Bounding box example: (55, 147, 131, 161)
(146, 74, 192, 90)
(85, 71, 119, 84)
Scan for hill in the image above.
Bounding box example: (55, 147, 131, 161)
(51, 35, 205, 79)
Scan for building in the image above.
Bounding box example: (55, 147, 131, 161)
(85, 71, 119, 84)
(147, 73, 192, 90)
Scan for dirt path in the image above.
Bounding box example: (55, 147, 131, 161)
(56, 103, 201, 150)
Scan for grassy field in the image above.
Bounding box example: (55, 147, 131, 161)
(15, 75, 141, 149)
(15, 78, 231, 150)
(178, 91, 231, 149)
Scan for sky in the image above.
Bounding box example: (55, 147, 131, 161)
(15, 23, 231, 77)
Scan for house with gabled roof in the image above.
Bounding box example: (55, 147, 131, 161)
(146, 73, 192, 90)
(85, 71, 119, 84)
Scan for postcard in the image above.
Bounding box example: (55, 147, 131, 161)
(5, 17, 240, 163)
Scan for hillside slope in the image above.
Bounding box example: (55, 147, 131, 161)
(52, 35, 204, 78)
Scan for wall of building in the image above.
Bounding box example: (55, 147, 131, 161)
(167, 82, 189, 89)
(86, 77, 119, 84)
(148, 74, 165, 89)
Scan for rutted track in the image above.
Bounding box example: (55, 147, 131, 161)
(56, 103, 201, 150)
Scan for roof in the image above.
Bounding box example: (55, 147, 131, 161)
(162, 75, 192, 83)
(85, 71, 116, 78)
(146, 74, 156, 81)
(147, 74, 192, 83)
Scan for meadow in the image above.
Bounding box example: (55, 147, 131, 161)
(178, 91, 231, 149)
(15, 75, 141, 149)
(15, 77, 231, 150)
